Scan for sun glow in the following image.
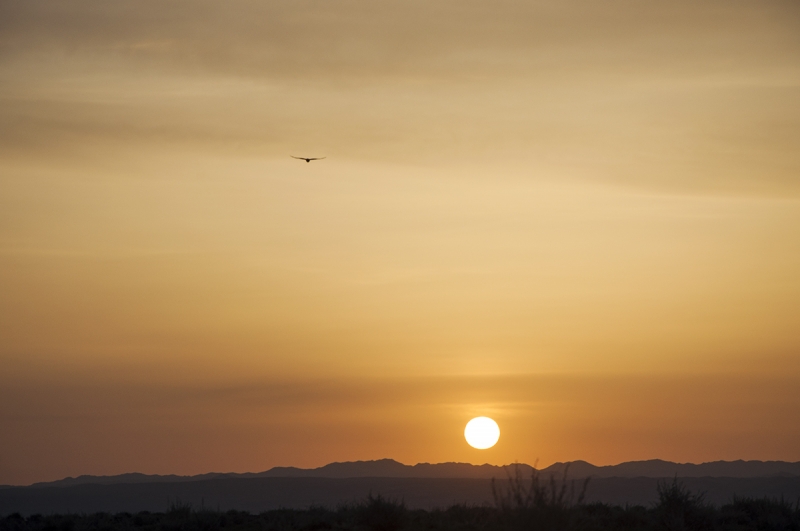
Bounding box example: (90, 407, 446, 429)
(464, 417, 500, 449)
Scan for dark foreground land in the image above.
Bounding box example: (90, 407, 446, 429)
(2, 479, 800, 531)
(4, 477, 800, 515)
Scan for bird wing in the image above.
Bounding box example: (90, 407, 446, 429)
(308, 157, 326, 161)
(291, 156, 306, 160)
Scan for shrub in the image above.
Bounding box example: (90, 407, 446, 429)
(492, 463, 589, 531)
(653, 478, 715, 531)
(355, 494, 407, 531)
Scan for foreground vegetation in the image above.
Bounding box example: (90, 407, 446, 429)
(2, 475, 799, 531)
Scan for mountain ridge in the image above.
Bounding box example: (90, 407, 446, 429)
(17, 458, 800, 488)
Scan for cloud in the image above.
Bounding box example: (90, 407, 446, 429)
(2, 0, 799, 193)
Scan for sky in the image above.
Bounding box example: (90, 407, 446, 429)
(1, 0, 799, 486)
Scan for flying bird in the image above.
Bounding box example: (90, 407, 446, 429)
(292, 156, 326, 163)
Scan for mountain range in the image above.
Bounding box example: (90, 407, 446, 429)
(4, 460, 800, 515)
(20, 458, 800, 489)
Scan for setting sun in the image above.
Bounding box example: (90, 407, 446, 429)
(464, 417, 500, 449)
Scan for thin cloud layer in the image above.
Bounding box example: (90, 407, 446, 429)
(1, 0, 799, 192)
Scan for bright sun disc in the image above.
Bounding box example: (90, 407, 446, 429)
(464, 417, 500, 449)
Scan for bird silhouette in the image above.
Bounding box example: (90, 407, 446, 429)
(292, 156, 326, 163)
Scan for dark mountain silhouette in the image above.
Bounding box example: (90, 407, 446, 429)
(4, 459, 800, 516)
(17, 458, 800, 490)
(259, 460, 536, 480)
(543, 459, 800, 479)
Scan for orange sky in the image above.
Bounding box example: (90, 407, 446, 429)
(1, 0, 799, 485)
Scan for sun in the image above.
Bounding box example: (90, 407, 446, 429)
(464, 417, 500, 449)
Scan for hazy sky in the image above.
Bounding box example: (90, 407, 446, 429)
(1, 0, 799, 485)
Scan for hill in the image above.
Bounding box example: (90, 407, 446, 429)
(22, 458, 800, 489)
